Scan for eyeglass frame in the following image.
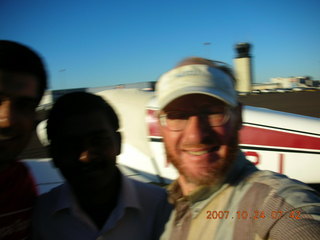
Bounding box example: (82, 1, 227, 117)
(158, 107, 233, 132)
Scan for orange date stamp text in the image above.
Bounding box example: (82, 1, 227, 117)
(206, 210, 301, 220)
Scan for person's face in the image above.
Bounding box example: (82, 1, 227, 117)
(0, 70, 39, 169)
(50, 111, 121, 192)
(160, 94, 241, 186)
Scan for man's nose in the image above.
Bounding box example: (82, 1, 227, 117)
(183, 115, 212, 143)
(0, 99, 12, 128)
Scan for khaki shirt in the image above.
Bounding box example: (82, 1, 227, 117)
(161, 152, 320, 240)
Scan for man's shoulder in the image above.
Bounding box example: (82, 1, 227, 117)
(127, 177, 167, 197)
(122, 176, 170, 208)
(34, 184, 65, 212)
(38, 183, 65, 197)
(121, 176, 172, 216)
(238, 170, 320, 208)
(246, 170, 314, 191)
(0, 161, 37, 209)
(0, 161, 31, 181)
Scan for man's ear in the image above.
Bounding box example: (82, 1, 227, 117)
(157, 116, 171, 167)
(46, 144, 59, 168)
(33, 120, 38, 130)
(115, 131, 122, 156)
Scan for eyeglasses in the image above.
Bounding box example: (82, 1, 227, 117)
(159, 108, 231, 131)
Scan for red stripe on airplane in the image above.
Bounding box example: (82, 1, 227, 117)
(147, 109, 320, 151)
(147, 109, 162, 137)
(240, 125, 320, 150)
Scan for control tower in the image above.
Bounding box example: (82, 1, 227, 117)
(233, 43, 253, 93)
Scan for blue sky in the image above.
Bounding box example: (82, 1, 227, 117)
(1, 0, 319, 90)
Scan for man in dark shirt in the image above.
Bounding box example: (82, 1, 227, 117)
(0, 40, 47, 239)
(32, 92, 171, 240)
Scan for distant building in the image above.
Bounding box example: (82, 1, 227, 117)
(252, 82, 280, 90)
(271, 77, 319, 88)
(232, 43, 319, 92)
(271, 77, 298, 88)
(234, 43, 253, 93)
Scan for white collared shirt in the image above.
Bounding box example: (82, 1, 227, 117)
(32, 173, 172, 240)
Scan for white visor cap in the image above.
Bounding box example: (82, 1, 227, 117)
(156, 64, 238, 110)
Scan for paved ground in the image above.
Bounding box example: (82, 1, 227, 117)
(239, 91, 320, 118)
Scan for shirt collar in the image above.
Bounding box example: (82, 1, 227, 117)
(50, 171, 142, 215)
(113, 172, 141, 211)
(49, 182, 75, 215)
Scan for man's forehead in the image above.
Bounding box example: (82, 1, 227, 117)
(60, 112, 114, 137)
(0, 70, 38, 97)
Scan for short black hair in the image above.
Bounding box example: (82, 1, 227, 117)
(47, 92, 119, 140)
(0, 40, 48, 102)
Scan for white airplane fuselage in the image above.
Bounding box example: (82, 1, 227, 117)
(29, 88, 320, 193)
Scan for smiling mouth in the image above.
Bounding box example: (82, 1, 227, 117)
(0, 128, 19, 141)
(186, 146, 220, 156)
(0, 134, 16, 141)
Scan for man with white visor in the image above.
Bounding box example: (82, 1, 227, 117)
(156, 57, 320, 240)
